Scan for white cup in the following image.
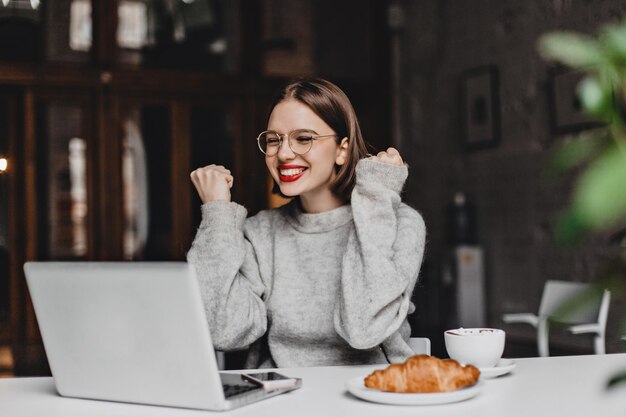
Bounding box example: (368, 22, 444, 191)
(444, 328, 505, 368)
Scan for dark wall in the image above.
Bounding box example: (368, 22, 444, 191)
(400, 0, 626, 353)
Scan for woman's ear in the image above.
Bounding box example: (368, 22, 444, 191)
(335, 137, 349, 165)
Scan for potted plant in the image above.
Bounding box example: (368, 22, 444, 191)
(538, 18, 626, 387)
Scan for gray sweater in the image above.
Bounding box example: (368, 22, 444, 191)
(187, 159, 426, 368)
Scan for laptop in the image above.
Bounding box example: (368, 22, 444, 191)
(23, 262, 301, 411)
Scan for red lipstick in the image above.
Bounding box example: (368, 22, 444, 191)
(278, 165, 307, 182)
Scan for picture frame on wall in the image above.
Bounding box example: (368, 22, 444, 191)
(460, 65, 501, 150)
(548, 67, 604, 135)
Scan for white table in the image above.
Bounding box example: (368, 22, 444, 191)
(1, 354, 625, 417)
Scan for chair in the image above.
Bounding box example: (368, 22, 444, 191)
(218, 339, 431, 370)
(408, 337, 431, 355)
(502, 280, 611, 356)
(215, 350, 226, 370)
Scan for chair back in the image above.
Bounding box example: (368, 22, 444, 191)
(597, 288, 611, 330)
(538, 280, 605, 324)
(407, 337, 431, 355)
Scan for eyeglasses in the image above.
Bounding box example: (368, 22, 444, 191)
(257, 129, 338, 156)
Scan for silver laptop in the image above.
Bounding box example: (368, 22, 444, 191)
(23, 262, 301, 411)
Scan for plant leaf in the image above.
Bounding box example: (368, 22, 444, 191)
(607, 372, 626, 390)
(551, 286, 604, 323)
(573, 147, 626, 230)
(555, 207, 589, 242)
(548, 132, 605, 175)
(538, 32, 606, 67)
(601, 24, 626, 63)
(578, 76, 614, 118)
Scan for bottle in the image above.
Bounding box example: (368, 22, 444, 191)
(446, 192, 477, 245)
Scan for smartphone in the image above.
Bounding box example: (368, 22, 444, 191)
(241, 372, 299, 390)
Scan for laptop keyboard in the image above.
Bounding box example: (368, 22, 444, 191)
(223, 383, 259, 398)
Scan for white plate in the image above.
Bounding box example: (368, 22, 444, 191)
(346, 377, 483, 405)
(479, 358, 516, 379)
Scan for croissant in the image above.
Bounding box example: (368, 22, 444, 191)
(364, 355, 480, 393)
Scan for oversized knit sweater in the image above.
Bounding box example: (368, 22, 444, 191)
(187, 159, 426, 368)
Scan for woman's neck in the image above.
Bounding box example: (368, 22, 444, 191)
(298, 191, 346, 213)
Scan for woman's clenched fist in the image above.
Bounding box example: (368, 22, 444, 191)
(190, 165, 234, 204)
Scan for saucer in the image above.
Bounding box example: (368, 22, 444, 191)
(478, 358, 516, 379)
(346, 377, 483, 405)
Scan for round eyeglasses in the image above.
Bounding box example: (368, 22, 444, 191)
(257, 129, 338, 156)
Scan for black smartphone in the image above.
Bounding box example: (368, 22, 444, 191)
(241, 372, 299, 389)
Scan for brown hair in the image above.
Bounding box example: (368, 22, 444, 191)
(269, 77, 370, 202)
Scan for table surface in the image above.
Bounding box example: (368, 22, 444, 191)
(1, 354, 625, 417)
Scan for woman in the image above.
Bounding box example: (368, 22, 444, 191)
(188, 77, 426, 368)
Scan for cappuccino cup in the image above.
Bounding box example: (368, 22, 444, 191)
(444, 328, 505, 368)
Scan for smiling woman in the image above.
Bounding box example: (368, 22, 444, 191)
(263, 99, 347, 213)
(187, 77, 427, 369)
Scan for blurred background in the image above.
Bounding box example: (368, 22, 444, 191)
(0, 0, 625, 375)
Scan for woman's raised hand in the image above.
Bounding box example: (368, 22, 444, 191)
(367, 147, 404, 166)
(190, 165, 234, 204)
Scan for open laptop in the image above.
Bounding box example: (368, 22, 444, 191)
(23, 262, 301, 411)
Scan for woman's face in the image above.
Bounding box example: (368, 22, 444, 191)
(265, 99, 347, 207)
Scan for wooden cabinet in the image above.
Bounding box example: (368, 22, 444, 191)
(0, 0, 391, 375)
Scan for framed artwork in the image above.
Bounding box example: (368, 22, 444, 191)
(460, 66, 501, 150)
(548, 67, 604, 135)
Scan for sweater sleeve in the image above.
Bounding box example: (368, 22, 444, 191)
(186, 200, 268, 351)
(334, 158, 426, 349)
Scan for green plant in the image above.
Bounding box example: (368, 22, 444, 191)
(538, 19, 626, 388)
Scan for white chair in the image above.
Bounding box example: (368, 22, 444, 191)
(215, 350, 226, 370)
(502, 280, 610, 356)
(408, 337, 431, 355)
(218, 339, 431, 370)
